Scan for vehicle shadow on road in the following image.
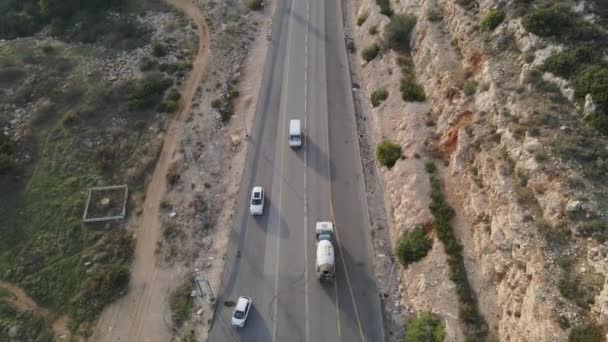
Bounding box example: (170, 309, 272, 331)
(296, 135, 334, 181)
(287, 8, 329, 43)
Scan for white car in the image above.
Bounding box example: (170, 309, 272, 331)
(231, 296, 252, 327)
(249, 186, 264, 215)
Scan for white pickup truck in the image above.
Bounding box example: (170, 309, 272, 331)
(315, 222, 335, 281)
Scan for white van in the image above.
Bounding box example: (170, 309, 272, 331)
(289, 119, 302, 147)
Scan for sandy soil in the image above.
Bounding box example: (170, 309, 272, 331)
(0, 281, 71, 339)
(91, 0, 210, 341)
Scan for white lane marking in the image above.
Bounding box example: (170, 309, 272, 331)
(272, 0, 296, 338)
(304, 0, 310, 340)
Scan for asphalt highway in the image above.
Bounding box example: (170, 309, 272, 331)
(208, 0, 385, 339)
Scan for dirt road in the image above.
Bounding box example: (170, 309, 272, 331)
(91, 1, 209, 341)
(0, 282, 71, 339)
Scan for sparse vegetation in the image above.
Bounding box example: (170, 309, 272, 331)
(578, 219, 608, 242)
(480, 9, 505, 31)
(357, 12, 368, 26)
(427, 7, 444, 22)
(245, 0, 263, 11)
(377, 140, 401, 168)
(62, 111, 79, 126)
(428, 174, 486, 339)
(0, 135, 16, 174)
(361, 43, 381, 62)
(376, 0, 393, 17)
(424, 160, 436, 173)
(169, 278, 194, 325)
(384, 14, 417, 51)
(371, 88, 388, 107)
(522, 6, 602, 41)
(0, 301, 54, 341)
(368, 25, 378, 35)
(129, 74, 173, 109)
(568, 324, 604, 342)
(400, 79, 426, 102)
(456, 0, 477, 11)
(152, 42, 167, 57)
(406, 312, 446, 342)
(464, 81, 478, 97)
(396, 226, 433, 268)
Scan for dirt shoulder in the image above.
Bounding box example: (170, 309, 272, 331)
(91, 0, 209, 341)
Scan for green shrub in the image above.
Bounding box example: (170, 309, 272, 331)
(167, 89, 181, 102)
(559, 276, 596, 309)
(579, 219, 608, 242)
(73, 264, 130, 322)
(376, 0, 393, 17)
(229, 88, 240, 98)
(357, 12, 368, 26)
(522, 7, 602, 41)
(480, 9, 505, 31)
(246, 0, 263, 11)
(401, 79, 426, 102)
(129, 76, 173, 109)
(427, 8, 444, 22)
(368, 25, 378, 35)
(159, 100, 178, 113)
(456, 0, 477, 10)
(169, 278, 193, 325)
(370, 88, 388, 107)
(569, 324, 604, 342)
(361, 43, 380, 62)
(464, 81, 478, 96)
(140, 58, 157, 71)
(574, 65, 608, 134)
(424, 160, 436, 173)
(152, 42, 166, 57)
(384, 14, 417, 51)
(396, 226, 432, 267)
(406, 312, 446, 342)
(377, 140, 401, 168)
(543, 46, 600, 78)
(62, 111, 79, 125)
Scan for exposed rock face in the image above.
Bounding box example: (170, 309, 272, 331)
(350, 0, 607, 340)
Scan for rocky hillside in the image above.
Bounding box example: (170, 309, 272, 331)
(348, 0, 608, 340)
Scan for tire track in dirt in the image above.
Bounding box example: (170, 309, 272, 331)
(91, 1, 209, 341)
(0, 282, 71, 339)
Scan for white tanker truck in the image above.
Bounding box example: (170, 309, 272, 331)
(315, 221, 335, 281)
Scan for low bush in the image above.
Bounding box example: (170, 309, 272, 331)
(543, 46, 600, 79)
(0, 135, 16, 174)
(62, 111, 79, 126)
(377, 140, 401, 168)
(578, 219, 608, 242)
(361, 43, 380, 62)
(384, 14, 417, 51)
(245, 0, 263, 11)
(456, 0, 477, 10)
(406, 312, 446, 342)
(159, 100, 178, 113)
(357, 13, 368, 26)
(463, 81, 478, 96)
(169, 278, 193, 325)
(480, 9, 505, 31)
(129, 75, 173, 109)
(72, 264, 130, 322)
(400, 79, 426, 102)
(396, 226, 432, 267)
(376, 0, 393, 17)
(559, 276, 595, 309)
(574, 65, 608, 134)
(166, 89, 181, 102)
(152, 42, 166, 57)
(370, 88, 388, 107)
(569, 324, 604, 342)
(424, 160, 436, 173)
(368, 25, 378, 35)
(140, 58, 157, 71)
(522, 6, 602, 41)
(427, 8, 444, 22)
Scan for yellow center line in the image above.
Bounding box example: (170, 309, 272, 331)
(272, 0, 296, 338)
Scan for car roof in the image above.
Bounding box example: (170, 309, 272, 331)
(236, 296, 250, 311)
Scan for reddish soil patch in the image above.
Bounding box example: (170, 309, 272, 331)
(437, 110, 474, 159)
